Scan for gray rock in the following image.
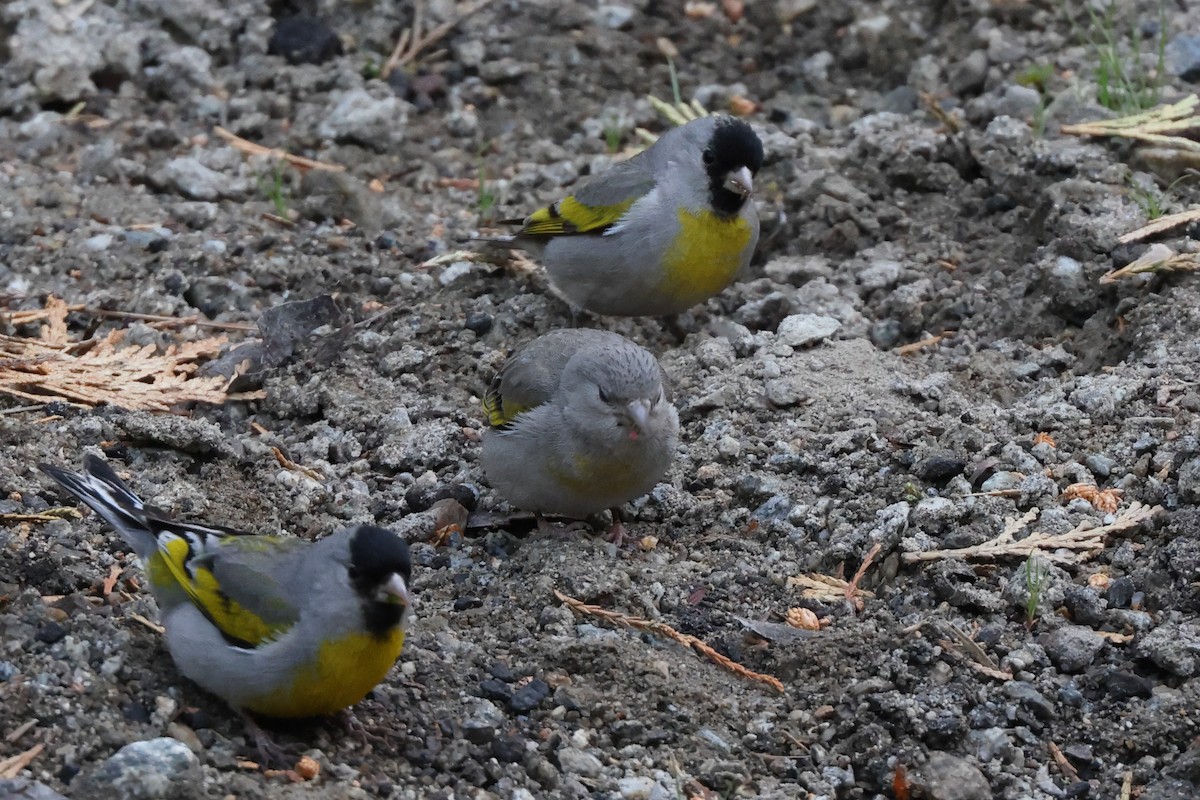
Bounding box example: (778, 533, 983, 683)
(152, 157, 239, 201)
(857, 259, 902, 291)
(74, 738, 198, 800)
(997, 85, 1041, 120)
(1084, 453, 1114, 478)
(1137, 623, 1200, 676)
(910, 496, 959, 533)
(734, 291, 791, 330)
(83, 233, 114, 252)
(1005, 680, 1057, 719)
(1041, 624, 1105, 673)
(1178, 457, 1200, 503)
(617, 776, 670, 800)
(917, 752, 991, 800)
(298, 170, 383, 230)
(968, 727, 1014, 763)
(114, 414, 225, 454)
(948, 50, 988, 95)
(594, 4, 634, 29)
(557, 747, 603, 778)
(0, 779, 69, 800)
(1166, 34, 1200, 82)
(317, 88, 408, 150)
(775, 314, 840, 348)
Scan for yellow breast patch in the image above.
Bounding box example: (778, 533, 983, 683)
(660, 209, 752, 306)
(551, 453, 645, 498)
(246, 627, 406, 718)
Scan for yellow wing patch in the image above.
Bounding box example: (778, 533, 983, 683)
(520, 196, 634, 237)
(149, 536, 290, 647)
(482, 386, 529, 429)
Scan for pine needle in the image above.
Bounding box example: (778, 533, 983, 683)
(1100, 242, 1200, 283)
(1118, 207, 1200, 243)
(554, 590, 785, 693)
(901, 502, 1161, 565)
(1060, 95, 1200, 152)
(0, 296, 263, 411)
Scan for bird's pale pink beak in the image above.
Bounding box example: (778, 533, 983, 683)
(379, 573, 410, 606)
(724, 166, 753, 197)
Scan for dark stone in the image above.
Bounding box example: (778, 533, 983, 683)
(453, 596, 483, 611)
(1105, 576, 1135, 609)
(1104, 669, 1153, 700)
(35, 622, 67, 644)
(508, 678, 550, 713)
(464, 312, 493, 335)
(268, 16, 343, 65)
(478, 679, 512, 703)
(1063, 586, 1105, 627)
(491, 733, 526, 763)
(1004, 681, 1057, 719)
(405, 483, 480, 513)
(488, 662, 515, 682)
(915, 456, 967, 484)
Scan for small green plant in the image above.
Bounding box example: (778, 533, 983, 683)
(1015, 63, 1055, 137)
(603, 118, 624, 154)
(476, 148, 497, 219)
(1015, 63, 1055, 94)
(260, 158, 291, 217)
(1084, 2, 1167, 114)
(1024, 552, 1046, 627)
(1128, 176, 1165, 220)
(362, 59, 381, 80)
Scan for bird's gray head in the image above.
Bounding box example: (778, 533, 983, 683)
(561, 344, 673, 444)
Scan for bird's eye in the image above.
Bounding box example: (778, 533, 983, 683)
(598, 386, 610, 402)
(702, 148, 715, 165)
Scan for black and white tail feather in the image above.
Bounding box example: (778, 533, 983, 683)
(39, 455, 241, 562)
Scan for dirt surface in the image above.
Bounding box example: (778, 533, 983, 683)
(3, 0, 1200, 798)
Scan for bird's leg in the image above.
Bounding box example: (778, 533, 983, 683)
(604, 508, 629, 547)
(240, 712, 293, 770)
(336, 708, 402, 753)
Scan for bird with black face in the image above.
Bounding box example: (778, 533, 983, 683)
(490, 115, 764, 317)
(38, 456, 413, 726)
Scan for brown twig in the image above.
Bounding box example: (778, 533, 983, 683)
(129, 612, 165, 634)
(261, 212, 296, 228)
(895, 333, 950, 355)
(3, 303, 255, 332)
(381, 0, 496, 76)
(0, 743, 44, 778)
(101, 564, 123, 596)
(845, 542, 881, 603)
(1119, 208, 1200, 243)
(5, 720, 37, 744)
(213, 126, 345, 173)
(0, 508, 82, 524)
(554, 590, 785, 693)
(1047, 741, 1080, 783)
(1120, 770, 1133, 800)
(271, 447, 324, 481)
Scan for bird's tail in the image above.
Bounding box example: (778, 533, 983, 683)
(39, 455, 158, 558)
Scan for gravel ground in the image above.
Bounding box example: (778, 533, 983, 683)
(3, 0, 1200, 798)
